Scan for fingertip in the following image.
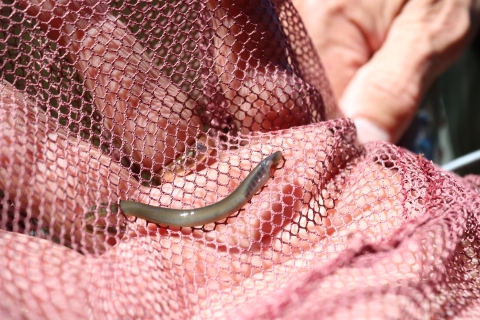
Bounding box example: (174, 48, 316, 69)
(338, 51, 422, 144)
(352, 118, 391, 144)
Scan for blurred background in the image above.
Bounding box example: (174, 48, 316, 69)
(399, 33, 480, 176)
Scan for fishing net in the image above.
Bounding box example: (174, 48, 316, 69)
(1, 0, 480, 319)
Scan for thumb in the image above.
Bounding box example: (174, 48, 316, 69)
(339, 0, 480, 144)
(338, 43, 425, 144)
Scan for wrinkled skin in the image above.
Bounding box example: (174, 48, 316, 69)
(293, 0, 480, 143)
(0, 0, 479, 318)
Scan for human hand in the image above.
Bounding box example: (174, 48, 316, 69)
(1, 74, 407, 317)
(0, 0, 466, 319)
(293, 0, 480, 143)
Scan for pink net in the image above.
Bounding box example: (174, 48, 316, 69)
(1, 0, 479, 319)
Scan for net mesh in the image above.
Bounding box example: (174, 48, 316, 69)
(1, 0, 479, 319)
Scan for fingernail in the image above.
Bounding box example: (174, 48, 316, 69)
(353, 118, 391, 144)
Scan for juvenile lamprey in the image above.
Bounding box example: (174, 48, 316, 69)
(120, 151, 283, 227)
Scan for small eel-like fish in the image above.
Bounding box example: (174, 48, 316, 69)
(120, 151, 283, 227)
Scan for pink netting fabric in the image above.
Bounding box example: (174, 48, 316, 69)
(1, 1, 480, 319)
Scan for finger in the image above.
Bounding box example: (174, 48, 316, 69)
(192, 140, 413, 313)
(0, 80, 135, 253)
(1, 77, 409, 315)
(205, 0, 331, 131)
(228, 211, 454, 319)
(20, 0, 202, 173)
(0, 230, 182, 318)
(292, 0, 408, 99)
(127, 120, 362, 255)
(0, 231, 100, 318)
(340, 0, 480, 143)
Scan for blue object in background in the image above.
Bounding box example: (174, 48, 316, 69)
(399, 33, 480, 175)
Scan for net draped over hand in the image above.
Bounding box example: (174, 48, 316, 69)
(1, 1, 480, 319)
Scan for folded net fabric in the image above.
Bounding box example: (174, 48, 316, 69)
(1, 1, 480, 319)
